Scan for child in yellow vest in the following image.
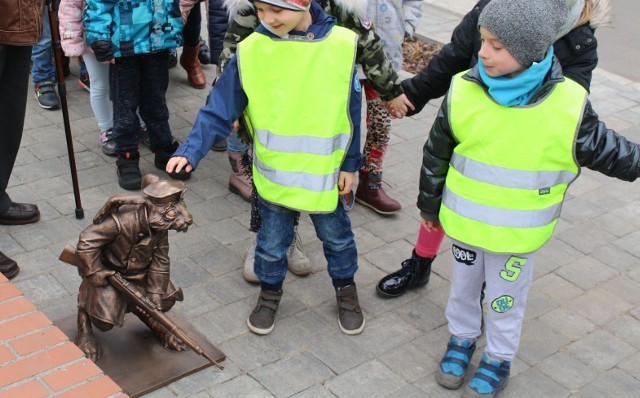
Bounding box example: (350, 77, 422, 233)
(167, 0, 365, 336)
(421, 0, 640, 396)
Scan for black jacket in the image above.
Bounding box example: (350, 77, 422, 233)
(403, 0, 599, 116)
(418, 58, 640, 220)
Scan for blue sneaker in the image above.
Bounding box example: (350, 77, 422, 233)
(436, 336, 476, 389)
(464, 353, 511, 397)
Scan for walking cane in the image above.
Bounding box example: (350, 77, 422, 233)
(47, 1, 84, 219)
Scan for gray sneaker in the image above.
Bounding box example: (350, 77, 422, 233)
(287, 229, 312, 276)
(336, 285, 365, 335)
(247, 289, 283, 335)
(242, 234, 259, 283)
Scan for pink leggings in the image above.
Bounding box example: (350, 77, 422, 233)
(415, 222, 445, 259)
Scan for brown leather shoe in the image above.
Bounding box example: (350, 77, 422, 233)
(355, 170, 401, 215)
(0, 251, 20, 279)
(247, 289, 283, 335)
(179, 45, 206, 89)
(0, 202, 40, 225)
(336, 285, 365, 335)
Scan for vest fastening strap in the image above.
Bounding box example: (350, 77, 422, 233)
(443, 186, 563, 228)
(254, 156, 339, 192)
(451, 153, 578, 190)
(255, 129, 351, 155)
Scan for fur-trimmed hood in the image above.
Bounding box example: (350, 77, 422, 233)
(223, 0, 368, 20)
(587, 0, 610, 28)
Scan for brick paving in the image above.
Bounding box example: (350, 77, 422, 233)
(2, 2, 640, 397)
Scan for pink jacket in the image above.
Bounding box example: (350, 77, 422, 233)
(58, 0, 91, 57)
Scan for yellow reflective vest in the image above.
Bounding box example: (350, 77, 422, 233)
(440, 73, 587, 253)
(237, 27, 358, 213)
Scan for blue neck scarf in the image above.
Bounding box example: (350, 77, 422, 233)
(478, 46, 554, 107)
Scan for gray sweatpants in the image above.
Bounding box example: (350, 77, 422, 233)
(445, 239, 536, 361)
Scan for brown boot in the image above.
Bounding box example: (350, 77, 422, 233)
(228, 151, 252, 202)
(179, 45, 206, 89)
(355, 170, 401, 215)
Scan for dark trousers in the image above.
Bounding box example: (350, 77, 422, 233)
(184, 4, 201, 47)
(109, 51, 172, 153)
(0, 45, 32, 213)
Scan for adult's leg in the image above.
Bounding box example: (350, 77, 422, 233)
(0, 45, 32, 212)
(180, 5, 206, 88)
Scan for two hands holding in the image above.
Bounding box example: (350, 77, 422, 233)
(383, 93, 416, 119)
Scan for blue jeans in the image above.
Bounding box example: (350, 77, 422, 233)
(31, 8, 55, 84)
(255, 196, 358, 285)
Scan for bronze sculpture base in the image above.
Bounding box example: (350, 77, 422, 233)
(55, 313, 225, 397)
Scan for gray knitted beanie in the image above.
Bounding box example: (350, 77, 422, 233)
(478, 0, 567, 66)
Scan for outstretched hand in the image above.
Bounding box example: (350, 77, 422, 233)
(166, 156, 193, 174)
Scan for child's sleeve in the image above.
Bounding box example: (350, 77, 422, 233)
(401, 1, 485, 115)
(402, 0, 424, 36)
(418, 95, 458, 220)
(83, 0, 116, 45)
(575, 100, 640, 181)
(173, 55, 248, 169)
(341, 69, 363, 173)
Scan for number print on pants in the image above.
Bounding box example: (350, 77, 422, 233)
(499, 256, 527, 282)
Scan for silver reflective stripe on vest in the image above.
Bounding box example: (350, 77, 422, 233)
(443, 186, 563, 228)
(254, 156, 339, 192)
(451, 153, 577, 189)
(255, 129, 351, 155)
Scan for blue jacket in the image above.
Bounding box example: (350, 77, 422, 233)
(84, 0, 183, 57)
(175, 2, 362, 172)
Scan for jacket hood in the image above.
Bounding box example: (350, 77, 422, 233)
(587, 0, 611, 28)
(223, 0, 368, 20)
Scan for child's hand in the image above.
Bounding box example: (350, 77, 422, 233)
(384, 94, 415, 119)
(338, 171, 356, 195)
(166, 156, 193, 174)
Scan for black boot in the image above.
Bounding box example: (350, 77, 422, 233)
(376, 250, 433, 298)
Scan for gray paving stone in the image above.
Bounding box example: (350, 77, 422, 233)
(532, 273, 584, 302)
(289, 385, 336, 398)
(567, 329, 635, 371)
(538, 352, 599, 391)
(591, 243, 640, 273)
(576, 368, 640, 398)
(506, 368, 570, 398)
(555, 220, 619, 255)
(325, 360, 406, 398)
(377, 341, 437, 383)
(250, 352, 335, 397)
(308, 332, 372, 374)
(349, 312, 422, 357)
(518, 319, 572, 365)
(263, 309, 334, 354)
(219, 334, 283, 372)
(538, 307, 595, 341)
(205, 375, 274, 398)
(604, 314, 640, 349)
(566, 288, 634, 326)
(555, 256, 618, 291)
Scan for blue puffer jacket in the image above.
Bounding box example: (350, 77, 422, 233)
(84, 0, 183, 57)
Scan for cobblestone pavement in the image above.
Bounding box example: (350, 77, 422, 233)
(3, 3, 640, 397)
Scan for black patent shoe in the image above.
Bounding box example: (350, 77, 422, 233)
(376, 250, 433, 298)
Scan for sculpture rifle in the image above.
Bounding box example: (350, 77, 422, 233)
(59, 246, 223, 370)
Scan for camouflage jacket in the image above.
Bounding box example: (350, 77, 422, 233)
(220, 0, 403, 101)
